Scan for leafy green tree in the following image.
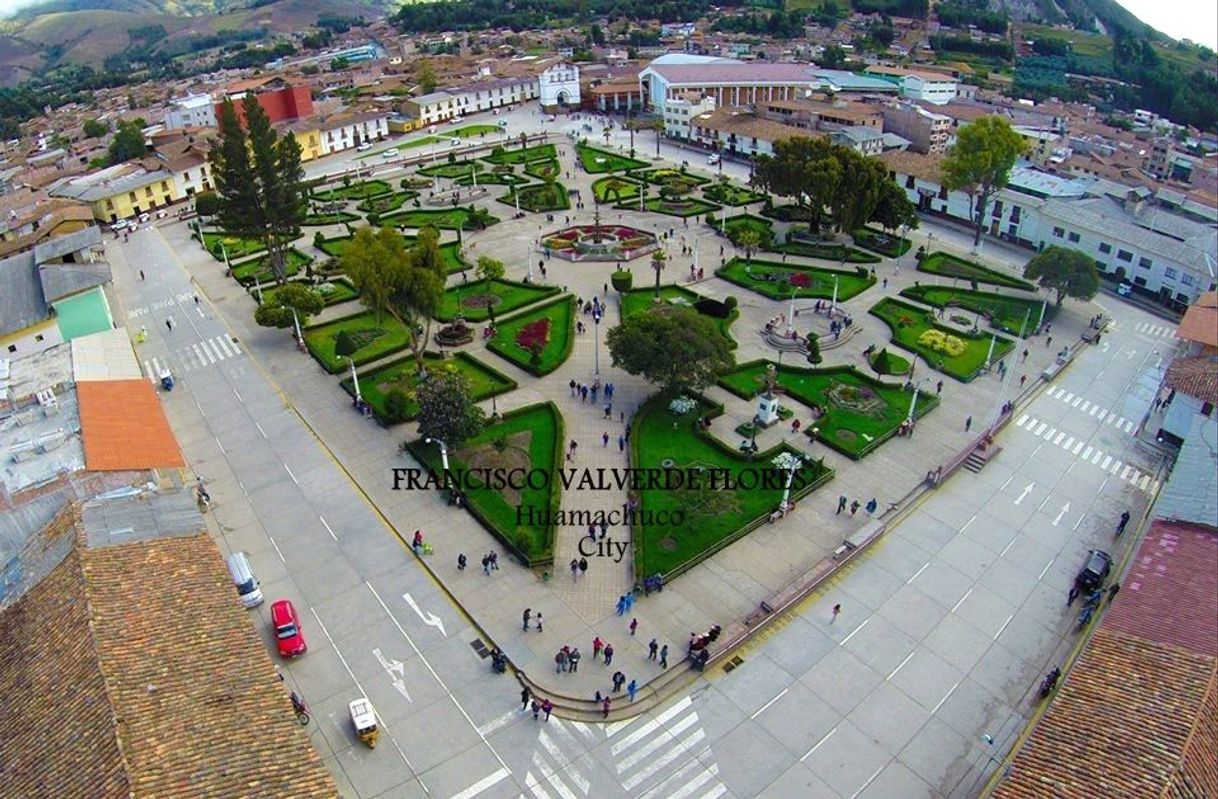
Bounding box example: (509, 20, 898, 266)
(1023, 246, 1100, 307)
(870, 181, 918, 234)
(941, 116, 1026, 247)
(753, 136, 842, 234)
(831, 149, 888, 234)
(342, 226, 406, 324)
(806, 332, 822, 365)
(210, 95, 307, 284)
(475, 255, 506, 322)
(416, 59, 438, 93)
(416, 366, 486, 449)
(606, 306, 735, 396)
(820, 45, 847, 69)
(193, 190, 222, 217)
(650, 247, 667, 300)
(83, 118, 108, 138)
(729, 227, 763, 263)
(253, 283, 324, 328)
(107, 120, 146, 164)
(393, 227, 447, 374)
(330, 57, 351, 71)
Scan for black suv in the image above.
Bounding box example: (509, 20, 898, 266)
(1075, 550, 1113, 593)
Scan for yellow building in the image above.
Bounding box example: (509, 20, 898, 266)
(276, 120, 324, 162)
(49, 163, 181, 223)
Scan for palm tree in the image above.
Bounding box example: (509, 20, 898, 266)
(651, 248, 667, 301)
(651, 118, 665, 156)
(734, 228, 761, 264)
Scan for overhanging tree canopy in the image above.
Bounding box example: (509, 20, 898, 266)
(1023, 246, 1100, 307)
(606, 306, 735, 396)
(941, 116, 1026, 247)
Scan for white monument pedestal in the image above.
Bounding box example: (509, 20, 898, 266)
(757, 393, 780, 428)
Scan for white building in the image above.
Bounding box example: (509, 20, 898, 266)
(663, 93, 717, 141)
(407, 77, 540, 126)
(539, 63, 581, 110)
(163, 94, 216, 131)
(319, 111, 389, 155)
(865, 67, 958, 105)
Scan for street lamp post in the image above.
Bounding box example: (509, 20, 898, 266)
(786, 286, 797, 336)
(425, 437, 450, 489)
(830, 275, 839, 316)
(593, 305, 603, 376)
(772, 451, 803, 514)
(907, 377, 928, 422)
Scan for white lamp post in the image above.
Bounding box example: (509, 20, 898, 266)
(830, 275, 839, 316)
(291, 308, 302, 344)
(349, 357, 361, 403)
(772, 451, 803, 514)
(593, 305, 603, 375)
(786, 286, 797, 336)
(425, 436, 450, 489)
(1037, 299, 1047, 332)
(908, 377, 929, 422)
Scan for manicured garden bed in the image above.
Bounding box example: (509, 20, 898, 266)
(380, 207, 499, 230)
(760, 204, 815, 223)
(437, 278, 560, 322)
(853, 227, 912, 257)
(769, 239, 881, 264)
(256, 278, 358, 308)
(703, 181, 767, 206)
(631, 392, 832, 579)
(405, 402, 564, 567)
(202, 231, 265, 261)
(524, 158, 561, 180)
(301, 211, 361, 226)
(621, 286, 738, 346)
(499, 182, 570, 213)
(302, 310, 412, 373)
(576, 144, 648, 173)
(917, 251, 1036, 291)
(340, 351, 515, 424)
(636, 168, 711, 187)
(449, 123, 503, 138)
(869, 297, 1016, 382)
(312, 180, 393, 201)
(318, 233, 467, 274)
(716, 258, 874, 301)
(713, 213, 774, 240)
(357, 190, 420, 215)
(417, 160, 484, 179)
(457, 170, 529, 187)
(632, 196, 720, 218)
(231, 249, 311, 285)
(483, 143, 557, 165)
(900, 285, 1045, 338)
(718, 362, 936, 460)
(486, 296, 575, 376)
(591, 176, 645, 204)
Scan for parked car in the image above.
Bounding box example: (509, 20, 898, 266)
(271, 599, 308, 658)
(1117, 282, 1133, 297)
(1074, 550, 1113, 594)
(356, 143, 372, 152)
(381, 148, 400, 159)
(707, 153, 721, 165)
(450, 138, 461, 146)
(226, 552, 263, 608)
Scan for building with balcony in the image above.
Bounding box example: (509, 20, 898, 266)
(539, 62, 581, 110)
(881, 102, 952, 154)
(163, 94, 217, 131)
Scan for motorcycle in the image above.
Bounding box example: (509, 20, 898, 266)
(1039, 668, 1061, 699)
(490, 649, 507, 674)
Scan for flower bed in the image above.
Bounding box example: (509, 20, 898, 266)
(633, 196, 720, 218)
(356, 190, 420, 215)
(715, 258, 874, 301)
(255, 278, 359, 308)
(417, 161, 485, 179)
(636, 168, 711, 187)
(499, 182, 571, 213)
(380, 207, 499, 231)
(230, 249, 312, 285)
(869, 297, 1015, 382)
(524, 159, 561, 180)
(901, 285, 1045, 338)
(702, 182, 767, 206)
(301, 211, 360, 226)
(541, 224, 659, 262)
(318, 233, 467, 274)
(576, 144, 648, 173)
(312, 179, 393, 200)
(202, 231, 265, 261)
(487, 296, 575, 376)
(591, 176, 645, 204)
(621, 285, 737, 346)
(437, 278, 560, 322)
(769, 237, 881, 264)
(917, 251, 1036, 291)
(482, 143, 557, 165)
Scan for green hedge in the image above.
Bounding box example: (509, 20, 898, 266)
(486, 295, 575, 376)
(869, 297, 1016, 382)
(339, 351, 516, 425)
(301, 309, 413, 373)
(438, 278, 560, 322)
(917, 251, 1036, 291)
(715, 258, 875, 301)
(852, 227, 912, 257)
(576, 144, 648, 173)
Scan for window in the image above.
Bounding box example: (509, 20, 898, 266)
(937, 186, 947, 200)
(1096, 261, 1108, 272)
(1117, 249, 1133, 262)
(129, 192, 137, 202)
(183, 171, 190, 181)
(992, 200, 1003, 218)
(1052, 227, 1064, 238)
(1134, 277, 1147, 286)
(6, 345, 14, 353)
(160, 181, 168, 191)
(905, 175, 915, 189)
(1181, 273, 1196, 286)
(1067, 231, 1080, 243)
(1164, 267, 1178, 279)
(1010, 206, 1021, 222)
(145, 187, 153, 197)
(1099, 242, 1111, 254)
(1138, 256, 1152, 269)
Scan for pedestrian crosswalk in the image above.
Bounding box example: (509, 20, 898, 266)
(1043, 384, 1138, 434)
(522, 717, 595, 799)
(1013, 413, 1158, 493)
(1132, 321, 1176, 338)
(143, 334, 241, 383)
(605, 695, 727, 799)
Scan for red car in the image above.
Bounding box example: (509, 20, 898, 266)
(271, 599, 307, 658)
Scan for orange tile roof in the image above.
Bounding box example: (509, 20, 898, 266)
(1164, 355, 1218, 406)
(78, 380, 185, 471)
(1177, 291, 1218, 349)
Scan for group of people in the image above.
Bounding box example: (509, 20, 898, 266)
(836, 495, 878, 516)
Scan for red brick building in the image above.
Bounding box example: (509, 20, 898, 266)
(215, 76, 313, 126)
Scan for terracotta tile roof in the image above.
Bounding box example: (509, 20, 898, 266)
(693, 107, 809, 143)
(1177, 291, 1218, 349)
(1164, 355, 1218, 406)
(0, 518, 338, 798)
(994, 522, 1218, 799)
(78, 380, 185, 471)
(879, 148, 944, 183)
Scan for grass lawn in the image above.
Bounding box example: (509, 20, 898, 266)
(576, 144, 648, 173)
(716, 258, 875, 301)
(312, 180, 393, 201)
(592, 176, 645, 204)
(769, 239, 881, 264)
(417, 160, 484, 179)
(457, 171, 529, 186)
(718, 362, 937, 460)
(357, 190, 419, 214)
(450, 124, 503, 138)
(486, 296, 575, 376)
(483, 143, 557, 165)
(437, 278, 560, 322)
(621, 285, 738, 345)
(318, 233, 467, 274)
(703, 182, 767, 206)
(257, 278, 358, 308)
(231, 249, 311, 285)
(499, 182, 571, 213)
(524, 158, 562, 180)
(853, 227, 912, 258)
(367, 136, 443, 157)
(302, 211, 361, 226)
(917, 251, 1036, 291)
(302, 310, 412, 373)
(715, 213, 774, 240)
(631, 393, 832, 579)
(406, 402, 563, 566)
(202, 231, 265, 261)
(636, 168, 711, 187)
(869, 297, 1015, 382)
(381, 207, 499, 231)
(635, 196, 720, 217)
(901, 285, 1044, 338)
(340, 351, 516, 424)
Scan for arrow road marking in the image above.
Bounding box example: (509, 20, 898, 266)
(372, 647, 412, 702)
(1013, 482, 1035, 506)
(1052, 502, 1071, 527)
(403, 592, 447, 637)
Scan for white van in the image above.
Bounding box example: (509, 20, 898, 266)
(382, 148, 400, 159)
(226, 552, 264, 608)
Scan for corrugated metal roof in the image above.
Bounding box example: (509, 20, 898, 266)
(70, 328, 142, 382)
(0, 251, 46, 337)
(1154, 414, 1218, 529)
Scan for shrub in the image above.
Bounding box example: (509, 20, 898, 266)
(694, 297, 731, 318)
(724, 295, 738, 311)
(611, 269, 633, 293)
(917, 329, 967, 357)
(384, 389, 412, 423)
(806, 333, 822, 364)
(313, 231, 326, 248)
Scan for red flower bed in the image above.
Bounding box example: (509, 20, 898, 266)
(789, 273, 811, 288)
(516, 318, 551, 350)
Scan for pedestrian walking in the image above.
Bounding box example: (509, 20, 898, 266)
(936, 380, 943, 396)
(536, 612, 543, 633)
(413, 530, 424, 554)
(579, 557, 588, 577)
(616, 595, 627, 616)
(837, 495, 848, 515)
(570, 379, 576, 396)
(532, 700, 541, 720)
(523, 608, 532, 631)
(831, 603, 842, 623)
(599, 519, 608, 537)
(964, 416, 973, 432)
(139, 269, 145, 281)
(1020, 374, 1027, 388)
(660, 645, 668, 669)
(569, 647, 581, 672)
(602, 697, 611, 718)
(618, 434, 625, 451)
(521, 688, 530, 711)
(556, 649, 567, 673)
(627, 679, 638, 702)
(882, 277, 887, 289)
(629, 618, 638, 636)
(571, 558, 579, 580)
(482, 554, 490, 575)
(612, 671, 626, 692)
(193, 294, 199, 305)
(1046, 336, 1053, 348)
(602, 431, 610, 447)
(604, 644, 614, 666)
(1107, 583, 1121, 603)
(625, 593, 634, 612)
(850, 500, 860, 516)
(1067, 585, 1080, 605)
(490, 551, 499, 570)
(593, 636, 604, 660)
(604, 403, 612, 419)
(458, 553, 467, 571)
(1022, 348, 1029, 362)
(542, 698, 553, 721)
(865, 498, 877, 515)
(165, 318, 173, 331)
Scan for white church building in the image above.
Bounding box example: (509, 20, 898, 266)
(539, 63, 581, 111)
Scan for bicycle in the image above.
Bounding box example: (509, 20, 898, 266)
(290, 691, 310, 726)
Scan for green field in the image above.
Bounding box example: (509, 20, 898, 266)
(231, 249, 311, 285)
(312, 180, 393, 201)
(769, 240, 881, 264)
(406, 402, 564, 566)
(636, 197, 720, 217)
(715, 213, 774, 240)
(592, 176, 645, 203)
(703, 182, 767, 206)
(457, 170, 529, 187)
(257, 278, 358, 308)
(483, 143, 557, 165)
(917, 251, 1036, 290)
(499, 182, 570, 213)
(301, 211, 361, 226)
(869, 297, 1015, 382)
(437, 278, 560, 322)
(900, 285, 1044, 338)
(716, 258, 875, 301)
(718, 362, 937, 460)
(202, 231, 265, 261)
(302, 310, 413, 373)
(636, 168, 711, 187)
(621, 286, 738, 345)
(341, 351, 515, 424)
(380, 207, 499, 231)
(486, 296, 575, 376)
(631, 393, 832, 578)
(576, 144, 648, 173)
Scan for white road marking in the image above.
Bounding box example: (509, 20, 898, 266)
(887, 651, 915, 681)
(751, 688, 788, 719)
(932, 682, 960, 714)
(1082, 446, 1093, 459)
(951, 588, 973, 613)
(267, 535, 285, 563)
(1072, 440, 1084, 455)
(621, 730, 706, 791)
(1033, 422, 1047, 436)
(1038, 558, 1055, 580)
(255, 421, 267, 438)
(851, 766, 885, 799)
(609, 696, 693, 745)
(840, 618, 869, 646)
(319, 515, 337, 541)
(450, 767, 510, 799)
(538, 729, 590, 793)
(801, 727, 838, 761)
(994, 613, 1014, 640)
(1053, 432, 1065, 445)
(284, 464, 298, 484)
(616, 714, 698, 774)
(1080, 401, 1090, 412)
(1071, 396, 1082, 407)
(640, 761, 720, 799)
(477, 709, 520, 737)
(908, 562, 930, 584)
(1100, 455, 1112, 470)
(961, 513, 977, 533)
(1063, 436, 1075, 450)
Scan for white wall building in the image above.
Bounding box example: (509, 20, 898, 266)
(319, 111, 389, 155)
(663, 93, 717, 141)
(865, 67, 958, 105)
(539, 63, 581, 110)
(408, 78, 540, 126)
(163, 94, 216, 131)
